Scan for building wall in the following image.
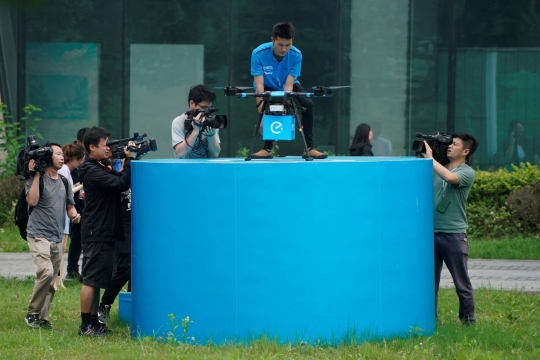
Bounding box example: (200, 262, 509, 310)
(1, 0, 539, 168)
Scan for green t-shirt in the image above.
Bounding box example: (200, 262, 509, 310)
(433, 163, 475, 233)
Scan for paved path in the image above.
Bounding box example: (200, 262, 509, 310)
(0, 253, 80, 280)
(439, 259, 540, 293)
(1, 253, 539, 292)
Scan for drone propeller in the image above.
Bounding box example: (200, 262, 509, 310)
(311, 85, 352, 90)
(216, 86, 254, 96)
(215, 86, 252, 90)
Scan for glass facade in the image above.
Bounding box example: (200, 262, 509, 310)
(0, 0, 538, 167)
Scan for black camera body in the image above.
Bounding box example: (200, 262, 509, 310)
(412, 132, 452, 165)
(184, 107, 228, 131)
(106, 132, 158, 160)
(16, 135, 54, 179)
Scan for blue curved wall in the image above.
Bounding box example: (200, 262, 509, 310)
(131, 157, 435, 343)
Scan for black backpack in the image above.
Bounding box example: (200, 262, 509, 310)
(14, 174, 69, 241)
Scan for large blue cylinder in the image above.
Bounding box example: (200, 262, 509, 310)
(131, 157, 435, 343)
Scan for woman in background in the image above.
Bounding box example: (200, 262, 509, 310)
(350, 123, 374, 156)
(54, 143, 85, 289)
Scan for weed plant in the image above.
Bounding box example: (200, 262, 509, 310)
(0, 277, 539, 359)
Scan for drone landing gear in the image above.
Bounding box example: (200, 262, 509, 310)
(245, 99, 313, 162)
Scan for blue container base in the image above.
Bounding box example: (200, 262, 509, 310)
(131, 157, 435, 343)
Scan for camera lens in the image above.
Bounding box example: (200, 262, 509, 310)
(206, 115, 228, 129)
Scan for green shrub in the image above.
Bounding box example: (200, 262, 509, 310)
(507, 181, 540, 230)
(0, 103, 42, 179)
(0, 175, 24, 226)
(467, 163, 540, 238)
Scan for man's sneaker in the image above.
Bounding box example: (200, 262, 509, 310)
(78, 323, 105, 337)
(98, 304, 111, 324)
(461, 316, 477, 326)
(65, 271, 83, 283)
(39, 319, 53, 329)
(250, 149, 273, 159)
(25, 314, 42, 328)
(302, 148, 328, 159)
(96, 323, 114, 334)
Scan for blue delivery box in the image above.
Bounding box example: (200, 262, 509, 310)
(262, 115, 295, 141)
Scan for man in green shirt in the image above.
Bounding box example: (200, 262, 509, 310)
(421, 132, 479, 325)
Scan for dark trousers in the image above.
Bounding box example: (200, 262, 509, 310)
(434, 232, 476, 322)
(263, 83, 314, 149)
(100, 244, 131, 305)
(101, 208, 131, 306)
(67, 221, 84, 274)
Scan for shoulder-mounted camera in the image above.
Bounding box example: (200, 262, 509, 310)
(412, 132, 452, 165)
(16, 135, 54, 179)
(106, 132, 158, 160)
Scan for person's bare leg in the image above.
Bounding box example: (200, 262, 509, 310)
(80, 285, 95, 313)
(55, 233, 69, 289)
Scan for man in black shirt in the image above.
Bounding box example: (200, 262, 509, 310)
(78, 126, 136, 336)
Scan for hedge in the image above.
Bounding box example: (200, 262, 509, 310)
(467, 163, 540, 238)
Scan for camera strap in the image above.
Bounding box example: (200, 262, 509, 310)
(96, 159, 114, 172)
(438, 166, 461, 213)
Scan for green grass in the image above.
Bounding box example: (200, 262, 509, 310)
(0, 224, 28, 252)
(470, 236, 540, 260)
(0, 277, 539, 359)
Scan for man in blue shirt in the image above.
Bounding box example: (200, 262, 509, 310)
(250, 22, 327, 159)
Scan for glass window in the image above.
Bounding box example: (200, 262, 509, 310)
(21, 0, 123, 145)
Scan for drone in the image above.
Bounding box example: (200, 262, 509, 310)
(216, 85, 351, 161)
(217, 85, 350, 99)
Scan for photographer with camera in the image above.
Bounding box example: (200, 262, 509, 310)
(420, 132, 479, 326)
(24, 143, 80, 329)
(172, 84, 221, 158)
(78, 126, 136, 336)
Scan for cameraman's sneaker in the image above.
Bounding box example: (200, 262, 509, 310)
(25, 314, 41, 328)
(96, 323, 114, 334)
(302, 148, 328, 159)
(98, 304, 111, 324)
(250, 149, 273, 159)
(39, 319, 53, 329)
(78, 323, 105, 337)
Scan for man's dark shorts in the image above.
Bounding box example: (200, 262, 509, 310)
(81, 242, 115, 288)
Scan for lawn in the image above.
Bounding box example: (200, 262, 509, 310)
(3, 222, 540, 259)
(0, 277, 539, 359)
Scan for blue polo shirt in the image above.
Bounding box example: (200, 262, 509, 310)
(251, 42, 302, 90)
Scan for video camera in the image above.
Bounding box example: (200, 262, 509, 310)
(412, 132, 452, 165)
(106, 132, 158, 160)
(16, 135, 54, 179)
(184, 107, 227, 132)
